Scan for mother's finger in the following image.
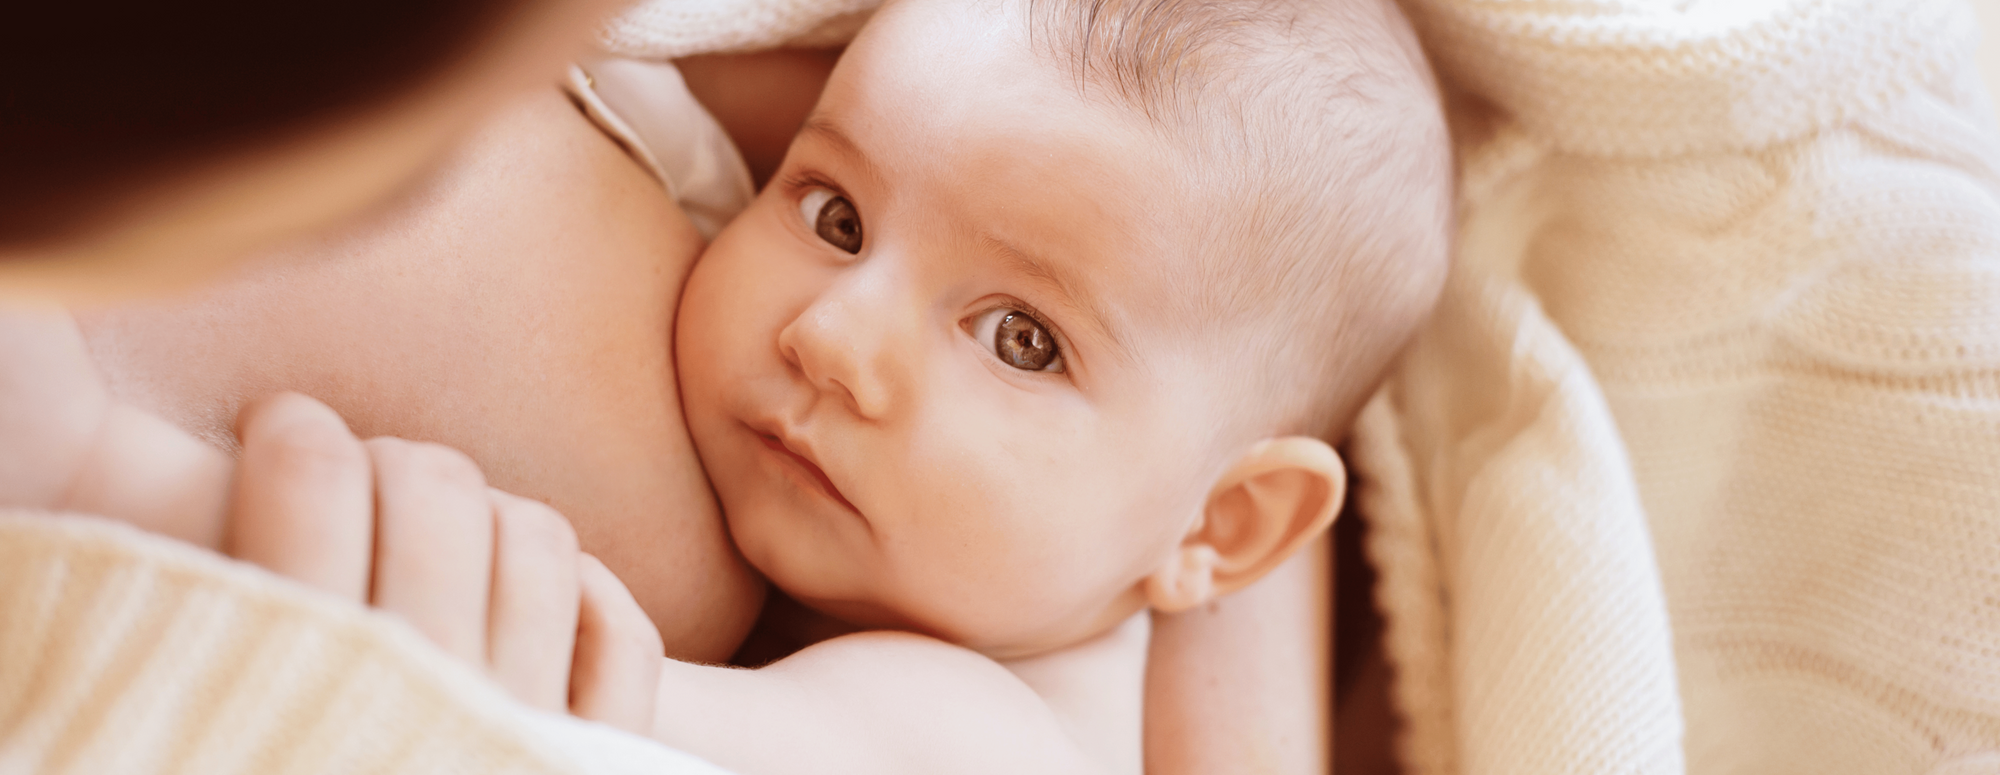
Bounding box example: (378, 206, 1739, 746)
(486, 489, 581, 712)
(571, 553, 663, 735)
(227, 393, 373, 601)
(366, 437, 494, 665)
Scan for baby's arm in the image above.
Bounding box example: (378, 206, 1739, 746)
(663, 559, 1324, 775)
(651, 620, 1143, 775)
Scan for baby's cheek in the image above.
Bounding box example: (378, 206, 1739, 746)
(924, 420, 1104, 554)
(678, 259, 767, 394)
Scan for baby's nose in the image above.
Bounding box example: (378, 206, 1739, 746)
(776, 272, 907, 421)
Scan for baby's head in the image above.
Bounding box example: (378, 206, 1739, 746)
(678, 0, 1449, 658)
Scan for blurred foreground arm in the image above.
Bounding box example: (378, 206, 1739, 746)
(0, 306, 231, 544)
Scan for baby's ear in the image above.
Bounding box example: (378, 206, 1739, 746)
(1145, 437, 1345, 613)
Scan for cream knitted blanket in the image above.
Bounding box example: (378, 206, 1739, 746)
(1354, 0, 2000, 774)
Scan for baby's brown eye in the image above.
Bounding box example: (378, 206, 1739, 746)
(799, 187, 863, 254)
(995, 312, 1059, 371)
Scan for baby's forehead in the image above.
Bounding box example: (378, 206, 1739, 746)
(838, 0, 1420, 348)
(842, 0, 1448, 438)
(820, 2, 1216, 280)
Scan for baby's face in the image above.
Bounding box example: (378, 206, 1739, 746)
(678, 0, 1244, 657)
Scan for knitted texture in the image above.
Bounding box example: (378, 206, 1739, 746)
(1350, 400, 1459, 775)
(0, 512, 732, 775)
(1358, 0, 2000, 773)
(1351, 123, 1686, 775)
(600, 0, 879, 59)
(1404, 0, 1979, 158)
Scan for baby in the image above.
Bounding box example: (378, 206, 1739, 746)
(645, 0, 1448, 770)
(677, 0, 1450, 657)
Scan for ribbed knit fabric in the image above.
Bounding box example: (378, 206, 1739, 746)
(0, 512, 733, 775)
(1350, 130, 1685, 775)
(1355, 1, 2000, 774)
(1406, 0, 1976, 158)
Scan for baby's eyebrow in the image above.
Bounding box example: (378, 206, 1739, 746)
(980, 234, 1133, 365)
(797, 114, 885, 189)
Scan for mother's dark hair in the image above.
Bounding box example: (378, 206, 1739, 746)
(0, 0, 528, 245)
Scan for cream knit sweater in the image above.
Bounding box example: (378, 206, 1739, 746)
(0, 512, 734, 774)
(1353, 0, 2000, 774)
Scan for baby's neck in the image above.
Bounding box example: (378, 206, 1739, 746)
(997, 612, 1151, 775)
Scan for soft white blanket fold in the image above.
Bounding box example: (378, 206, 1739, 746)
(601, 0, 878, 59)
(1359, 0, 2000, 773)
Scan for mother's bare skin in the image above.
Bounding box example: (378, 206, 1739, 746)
(79, 91, 762, 662)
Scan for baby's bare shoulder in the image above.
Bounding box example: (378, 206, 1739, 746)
(779, 630, 1031, 688)
(652, 630, 1105, 775)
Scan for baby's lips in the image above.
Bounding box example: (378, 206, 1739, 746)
(758, 429, 863, 516)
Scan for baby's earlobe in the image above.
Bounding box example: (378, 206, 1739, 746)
(1145, 545, 1220, 613)
(1189, 436, 1345, 597)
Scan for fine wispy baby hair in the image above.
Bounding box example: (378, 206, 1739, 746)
(1027, 0, 1455, 442)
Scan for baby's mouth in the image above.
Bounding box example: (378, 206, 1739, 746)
(759, 433, 862, 515)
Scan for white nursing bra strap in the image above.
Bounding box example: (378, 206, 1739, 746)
(565, 59, 756, 240)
